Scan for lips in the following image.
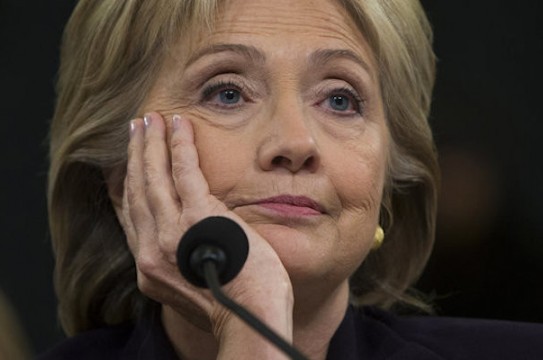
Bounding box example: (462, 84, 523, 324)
(250, 195, 324, 216)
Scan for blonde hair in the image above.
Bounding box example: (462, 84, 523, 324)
(49, 0, 437, 335)
(0, 291, 31, 359)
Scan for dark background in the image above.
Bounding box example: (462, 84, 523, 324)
(1, 0, 541, 356)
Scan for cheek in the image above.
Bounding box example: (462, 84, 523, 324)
(335, 161, 384, 215)
(334, 167, 382, 251)
(329, 138, 387, 217)
(193, 126, 251, 197)
(327, 137, 388, 249)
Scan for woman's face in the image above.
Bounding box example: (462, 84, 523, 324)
(143, 0, 389, 294)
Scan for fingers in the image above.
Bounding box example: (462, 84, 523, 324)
(120, 175, 137, 250)
(141, 113, 183, 242)
(142, 112, 180, 214)
(125, 117, 154, 254)
(128, 112, 185, 261)
(121, 112, 225, 325)
(125, 114, 196, 299)
(170, 115, 218, 215)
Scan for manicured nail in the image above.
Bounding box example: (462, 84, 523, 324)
(143, 114, 152, 128)
(172, 114, 181, 131)
(129, 120, 136, 137)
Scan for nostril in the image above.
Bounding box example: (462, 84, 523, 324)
(303, 156, 315, 169)
(272, 156, 290, 166)
(270, 154, 317, 172)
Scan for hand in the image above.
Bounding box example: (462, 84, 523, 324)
(118, 112, 293, 352)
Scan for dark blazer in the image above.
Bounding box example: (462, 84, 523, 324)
(38, 306, 543, 359)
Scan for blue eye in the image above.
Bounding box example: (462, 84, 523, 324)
(202, 81, 247, 109)
(219, 89, 241, 104)
(329, 95, 350, 111)
(320, 87, 363, 116)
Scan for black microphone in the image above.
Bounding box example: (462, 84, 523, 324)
(177, 216, 308, 360)
(177, 216, 249, 288)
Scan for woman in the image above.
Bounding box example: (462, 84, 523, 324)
(41, 0, 543, 359)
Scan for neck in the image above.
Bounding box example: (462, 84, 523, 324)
(162, 281, 350, 360)
(292, 281, 350, 360)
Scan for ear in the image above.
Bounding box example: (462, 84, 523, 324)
(103, 165, 126, 222)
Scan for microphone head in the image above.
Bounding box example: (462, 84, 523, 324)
(177, 216, 249, 288)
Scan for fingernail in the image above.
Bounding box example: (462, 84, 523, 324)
(172, 114, 181, 131)
(129, 120, 136, 137)
(143, 113, 152, 128)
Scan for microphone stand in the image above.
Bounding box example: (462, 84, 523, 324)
(202, 260, 309, 360)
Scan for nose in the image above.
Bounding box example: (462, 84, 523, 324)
(257, 96, 320, 173)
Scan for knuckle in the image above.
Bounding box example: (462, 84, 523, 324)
(126, 194, 143, 220)
(125, 170, 141, 202)
(136, 272, 156, 298)
(136, 252, 157, 275)
(171, 158, 191, 181)
(142, 158, 162, 184)
(170, 134, 184, 154)
(125, 179, 138, 203)
(156, 235, 178, 260)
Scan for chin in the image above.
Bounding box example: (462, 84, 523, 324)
(253, 222, 318, 252)
(253, 222, 345, 283)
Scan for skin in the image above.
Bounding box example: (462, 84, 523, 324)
(110, 0, 389, 358)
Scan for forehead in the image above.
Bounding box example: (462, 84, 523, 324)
(180, 0, 376, 70)
(214, 0, 360, 40)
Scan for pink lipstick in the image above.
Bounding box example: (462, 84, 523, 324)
(252, 195, 323, 217)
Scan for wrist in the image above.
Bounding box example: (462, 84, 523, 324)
(213, 288, 294, 360)
(216, 311, 293, 360)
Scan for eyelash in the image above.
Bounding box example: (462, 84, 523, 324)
(321, 86, 365, 116)
(200, 80, 365, 116)
(201, 80, 248, 108)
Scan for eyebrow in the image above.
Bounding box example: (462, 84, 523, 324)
(184, 43, 266, 68)
(309, 49, 372, 76)
(185, 43, 372, 77)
